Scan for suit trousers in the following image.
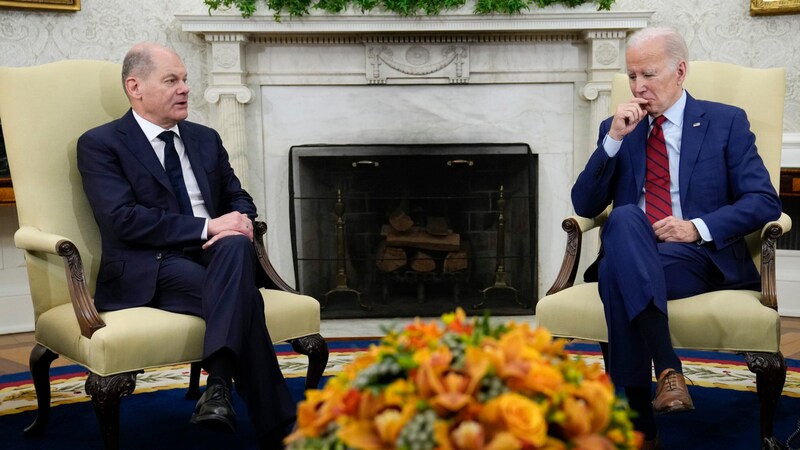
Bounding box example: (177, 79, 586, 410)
(150, 235, 296, 437)
(598, 205, 725, 387)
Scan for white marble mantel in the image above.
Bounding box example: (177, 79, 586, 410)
(177, 9, 653, 297)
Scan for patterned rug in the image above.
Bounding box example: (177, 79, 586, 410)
(4, 341, 799, 416)
(2, 340, 800, 449)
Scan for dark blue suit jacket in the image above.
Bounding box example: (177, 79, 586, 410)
(77, 110, 257, 311)
(572, 92, 781, 286)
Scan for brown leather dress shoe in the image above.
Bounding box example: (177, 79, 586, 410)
(652, 368, 694, 415)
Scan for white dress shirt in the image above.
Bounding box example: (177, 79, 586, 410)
(132, 110, 210, 239)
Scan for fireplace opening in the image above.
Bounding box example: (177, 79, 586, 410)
(289, 144, 537, 319)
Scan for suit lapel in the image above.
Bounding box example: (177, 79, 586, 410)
(679, 94, 708, 205)
(117, 111, 174, 194)
(178, 123, 216, 217)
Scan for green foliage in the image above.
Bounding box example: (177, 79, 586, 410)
(204, 0, 615, 19)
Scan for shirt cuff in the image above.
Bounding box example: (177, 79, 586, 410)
(690, 218, 712, 244)
(201, 219, 209, 240)
(602, 134, 623, 157)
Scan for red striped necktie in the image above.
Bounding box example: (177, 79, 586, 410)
(645, 115, 671, 225)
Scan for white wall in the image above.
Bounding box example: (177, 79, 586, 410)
(0, 0, 799, 332)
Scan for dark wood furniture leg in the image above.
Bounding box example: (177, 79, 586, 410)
(186, 361, 202, 399)
(23, 343, 59, 436)
(85, 371, 139, 450)
(743, 351, 787, 450)
(291, 334, 330, 389)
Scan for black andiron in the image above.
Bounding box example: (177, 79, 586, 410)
(477, 185, 527, 309)
(323, 189, 369, 310)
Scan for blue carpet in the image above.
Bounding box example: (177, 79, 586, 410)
(1, 342, 799, 449)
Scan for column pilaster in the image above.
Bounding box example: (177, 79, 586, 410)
(203, 33, 253, 190)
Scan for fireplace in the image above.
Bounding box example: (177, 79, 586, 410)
(290, 144, 536, 318)
(177, 8, 652, 315)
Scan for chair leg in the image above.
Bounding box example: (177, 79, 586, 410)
(23, 343, 59, 436)
(743, 351, 787, 450)
(85, 371, 140, 450)
(290, 333, 330, 389)
(599, 342, 610, 372)
(186, 361, 202, 400)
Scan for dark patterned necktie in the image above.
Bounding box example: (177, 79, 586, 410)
(645, 115, 671, 225)
(158, 131, 193, 216)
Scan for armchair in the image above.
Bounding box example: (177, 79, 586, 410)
(0, 60, 328, 449)
(536, 61, 792, 449)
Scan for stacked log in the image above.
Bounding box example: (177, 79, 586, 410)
(375, 211, 469, 274)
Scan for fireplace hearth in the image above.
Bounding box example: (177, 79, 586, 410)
(290, 144, 537, 318)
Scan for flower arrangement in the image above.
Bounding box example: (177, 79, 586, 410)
(286, 308, 641, 450)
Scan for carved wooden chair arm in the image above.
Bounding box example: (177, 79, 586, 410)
(759, 212, 792, 310)
(14, 226, 106, 339)
(546, 210, 609, 296)
(253, 220, 299, 294)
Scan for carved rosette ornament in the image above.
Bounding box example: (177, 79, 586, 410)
(367, 43, 470, 84)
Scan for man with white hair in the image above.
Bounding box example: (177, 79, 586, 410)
(572, 26, 781, 447)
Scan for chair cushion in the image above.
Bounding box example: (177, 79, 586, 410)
(35, 304, 206, 377)
(35, 289, 321, 376)
(263, 289, 320, 344)
(536, 282, 780, 353)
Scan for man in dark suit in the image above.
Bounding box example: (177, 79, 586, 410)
(77, 42, 295, 449)
(572, 26, 781, 447)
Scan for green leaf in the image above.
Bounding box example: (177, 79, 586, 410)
(204, 0, 616, 19)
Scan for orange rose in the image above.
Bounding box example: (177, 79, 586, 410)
(480, 392, 548, 447)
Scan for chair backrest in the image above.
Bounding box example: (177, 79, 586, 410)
(0, 60, 129, 318)
(609, 61, 786, 269)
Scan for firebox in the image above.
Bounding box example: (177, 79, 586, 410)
(289, 144, 537, 319)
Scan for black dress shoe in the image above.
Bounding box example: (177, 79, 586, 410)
(191, 383, 237, 433)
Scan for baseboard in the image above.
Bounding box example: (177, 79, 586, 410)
(0, 266, 34, 334)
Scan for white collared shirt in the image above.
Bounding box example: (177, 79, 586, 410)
(132, 110, 211, 238)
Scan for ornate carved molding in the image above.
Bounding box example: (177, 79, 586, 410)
(367, 44, 469, 84)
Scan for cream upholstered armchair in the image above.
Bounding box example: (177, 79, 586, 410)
(536, 61, 792, 449)
(0, 60, 328, 449)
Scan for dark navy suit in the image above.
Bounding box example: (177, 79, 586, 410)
(572, 92, 781, 386)
(77, 109, 295, 437)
